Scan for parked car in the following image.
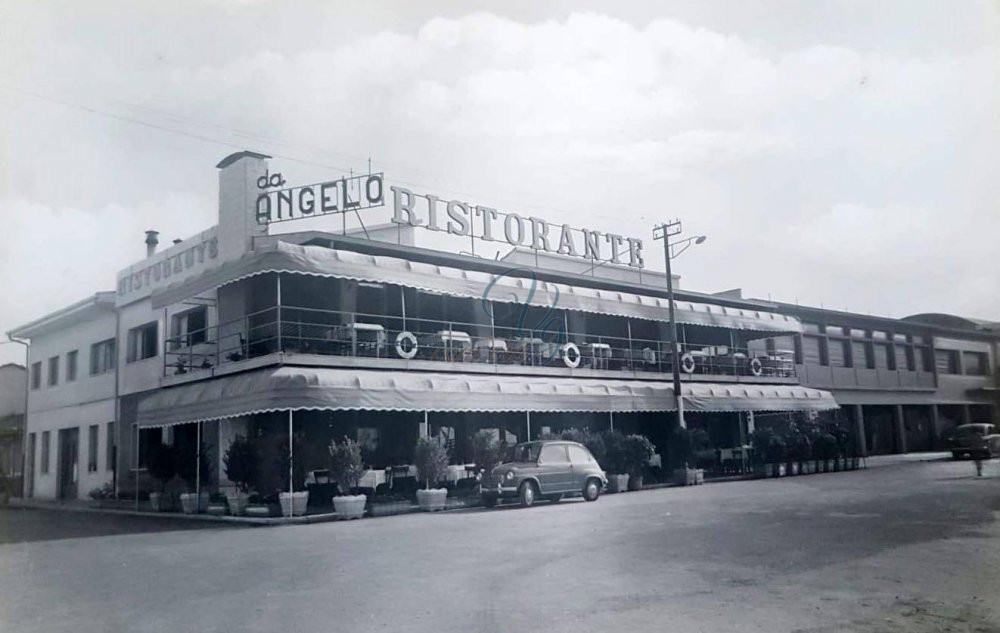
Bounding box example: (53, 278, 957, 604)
(947, 423, 1000, 460)
(480, 440, 607, 508)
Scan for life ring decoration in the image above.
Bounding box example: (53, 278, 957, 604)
(642, 347, 657, 365)
(562, 342, 581, 369)
(395, 331, 419, 360)
(680, 352, 696, 374)
(748, 357, 764, 377)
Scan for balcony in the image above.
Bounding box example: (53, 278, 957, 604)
(164, 305, 798, 383)
(795, 363, 936, 391)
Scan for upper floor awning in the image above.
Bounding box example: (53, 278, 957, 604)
(135, 366, 837, 428)
(152, 242, 802, 333)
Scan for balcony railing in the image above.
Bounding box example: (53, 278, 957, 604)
(164, 305, 796, 380)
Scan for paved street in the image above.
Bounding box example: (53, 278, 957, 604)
(1, 457, 998, 633)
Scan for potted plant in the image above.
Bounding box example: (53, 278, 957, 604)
(814, 433, 837, 472)
(788, 431, 811, 476)
(329, 437, 366, 520)
(600, 430, 629, 493)
(147, 442, 177, 511)
(205, 493, 228, 516)
(245, 493, 274, 518)
(277, 438, 309, 517)
(414, 437, 449, 511)
(622, 434, 655, 490)
(670, 427, 698, 486)
(223, 435, 257, 516)
(765, 434, 788, 477)
(178, 443, 212, 514)
(471, 430, 505, 479)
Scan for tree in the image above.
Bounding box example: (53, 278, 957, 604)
(147, 443, 177, 492)
(470, 430, 504, 475)
(223, 435, 258, 493)
(329, 437, 364, 494)
(414, 438, 449, 490)
(621, 434, 655, 478)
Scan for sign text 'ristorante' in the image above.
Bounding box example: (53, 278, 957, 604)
(390, 186, 645, 269)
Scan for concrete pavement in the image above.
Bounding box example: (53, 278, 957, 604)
(1, 457, 998, 632)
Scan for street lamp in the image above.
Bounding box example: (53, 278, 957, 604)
(653, 221, 706, 429)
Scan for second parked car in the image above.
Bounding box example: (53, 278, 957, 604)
(480, 440, 607, 508)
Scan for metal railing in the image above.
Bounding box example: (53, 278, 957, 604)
(164, 305, 796, 380)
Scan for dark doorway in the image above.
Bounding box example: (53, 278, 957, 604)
(57, 427, 79, 500)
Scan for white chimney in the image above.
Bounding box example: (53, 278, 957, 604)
(145, 230, 159, 257)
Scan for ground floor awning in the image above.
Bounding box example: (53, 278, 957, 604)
(135, 367, 838, 428)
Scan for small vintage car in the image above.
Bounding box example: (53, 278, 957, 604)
(479, 440, 607, 508)
(947, 423, 1000, 460)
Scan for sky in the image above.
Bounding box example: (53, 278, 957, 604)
(1, 0, 998, 364)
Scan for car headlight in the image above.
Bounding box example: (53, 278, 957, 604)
(504, 471, 515, 481)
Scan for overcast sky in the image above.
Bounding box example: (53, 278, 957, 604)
(1, 1, 998, 364)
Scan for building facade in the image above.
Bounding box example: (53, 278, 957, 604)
(9, 151, 998, 500)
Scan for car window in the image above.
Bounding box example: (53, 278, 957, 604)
(567, 445, 593, 464)
(509, 443, 542, 462)
(539, 444, 570, 464)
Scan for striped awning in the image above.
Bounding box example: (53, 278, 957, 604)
(135, 367, 837, 428)
(151, 242, 802, 333)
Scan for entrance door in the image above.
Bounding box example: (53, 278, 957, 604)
(57, 428, 79, 500)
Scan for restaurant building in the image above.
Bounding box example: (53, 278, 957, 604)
(9, 151, 997, 500)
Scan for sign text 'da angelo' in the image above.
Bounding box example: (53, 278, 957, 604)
(391, 186, 645, 269)
(255, 173, 384, 225)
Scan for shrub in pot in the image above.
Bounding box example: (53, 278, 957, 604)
(276, 438, 309, 517)
(788, 431, 811, 476)
(622, 434, 655, 490)
(329, 436, 366, 520)
(147, 442, 177, 511)
(414, 438, 449, 511)
(223, 435, 257, 516)
(599, 430, 629, 492)
(470, 430, 505, 479)
(750, 428, 773, 478)
(670, 427, 698, 486)
(177, 442, 213, 514)
(765, 435, 787, 477)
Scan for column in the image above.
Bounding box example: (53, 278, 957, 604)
(853, 405, 868, 457)
(929, 405, 942, 450)
(961, 405, 973, 426)
(893, 405, 907, 454)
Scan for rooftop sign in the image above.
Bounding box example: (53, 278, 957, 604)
(390, 186, 645, 269)
(255, 173, 384, 225)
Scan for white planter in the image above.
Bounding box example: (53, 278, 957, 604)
(333, 494, 367, 520)
(149, 492, 172, 512)
(180, 492, 210, 514)
(416, 488, 448, 512)
(606, 474, 629, 493)
(225, 491, 249, 516)
(279, 491, 309, 517)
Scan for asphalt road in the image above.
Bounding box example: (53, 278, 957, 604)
(1, 457, 998, 633)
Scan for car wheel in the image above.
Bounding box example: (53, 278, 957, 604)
(482, 495, 497, 509)
(519, 481, 537, 507)
(951, 452, 961, 460)
(582, 478, 601, 502)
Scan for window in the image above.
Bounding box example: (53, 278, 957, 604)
(539, 444, 570, 463)
(66, 350, 78, 382)
(850, 341, 870, 368)
(567, 444, 594, 464)
(106, 422, 115, 471)
(127, 322, 159, 363)
(963, 351, 989, 376)
(30, 362, 41, 389)
(802, 335, 823, 365)
(47, 356, 59, 386)
(170, 306, 208, 349)
(828, 340, 849, 367)
(88, 424, 99, 472)
(41, 431, 50, 474)
(873, 343, 892, 369)
(90, 339, 116, 375)
(934, 349, 960, 374)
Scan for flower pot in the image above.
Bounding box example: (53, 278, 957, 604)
(225, 491, 249, 516)
(279, 491, 310, 517)
(416, 488, 448, 512)
(840, 457, 849, 470)
(606, 474, 629, 493)
(694, 469, 704, 485)
(673, 468, 697, 486)
(627, 475, 643, 491)
(205, 503, 228, 516)
(180, 492, 210, 514)
(852, 457, 860, 470)
(803, 461, 813, 475)
(789, 462, 800, 476)
(777, 463, 787, 477)
(245, 504, 273, 518)
(333, 494, 367, 520)
(149, 492, 172, 512)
